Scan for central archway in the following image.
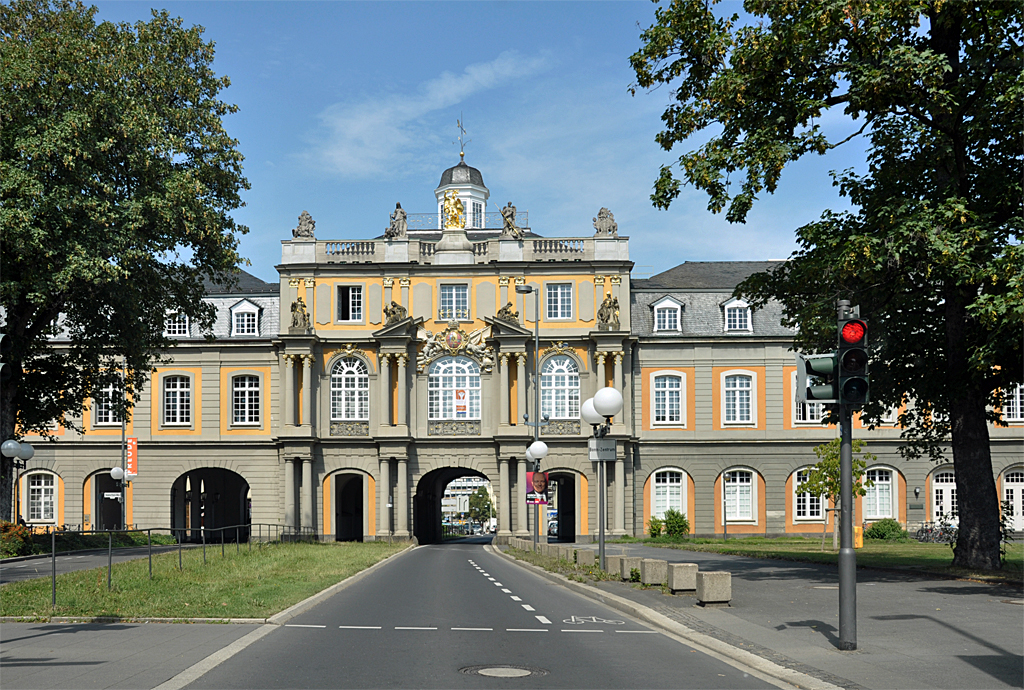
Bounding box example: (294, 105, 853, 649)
(414, 467, 491, 545)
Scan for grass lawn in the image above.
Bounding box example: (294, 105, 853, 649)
(618, 536, 1023, 584)
(0, 540, 407, 620)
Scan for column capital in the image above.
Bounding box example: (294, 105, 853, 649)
(514, 276, 526, 286)
(594, 275, 605, 285)
(515, 352, 528, 365)
(594, 352, 607, 365)
(609, 275, 622, 285)
(399, 278, 411, 287)
(383, 277, 395, 287)
(378, 352, 392, 364)
(304, 278, 315, 288)
(288, 278, 301, 287)
(613, 351, 624, 364)
(395, 353, 408, 366)
(302, 354, 316, 364)
(499, 353, 510, 365)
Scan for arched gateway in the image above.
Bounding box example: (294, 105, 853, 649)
(414, 467, 491, 544)
(170, 469, 250, 542)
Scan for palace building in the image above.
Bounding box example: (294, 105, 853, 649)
(17, 157, 1024, 540)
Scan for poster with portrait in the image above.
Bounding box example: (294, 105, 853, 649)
(455, 388, 467, 416)
(526, 471, 548, 504)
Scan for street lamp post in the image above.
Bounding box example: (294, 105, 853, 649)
(582, 387, 622, 571)
(2, 440, 35, 523)
(515, 284, 550, 549)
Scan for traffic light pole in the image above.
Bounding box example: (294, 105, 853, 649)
(837, 299, 857, 651)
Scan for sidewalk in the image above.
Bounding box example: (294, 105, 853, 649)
(546, 542, 1023, 690)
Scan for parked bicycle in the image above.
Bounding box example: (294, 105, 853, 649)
(915, 520, 957, 544)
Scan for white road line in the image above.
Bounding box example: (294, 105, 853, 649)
(487, 577, 495, 581)
(562, 629, 603, 633)
(493, 582, 503, 586)
(395, 627, 437, 630)
(501, 588, 511, 593)
(522, 605, 535, 611)
(154, 624, 277, 690)
(452, 627, 492, 631)
(338, 626, 381, 629)
(481, 573, 490, 576)
(510, 596, 521, 601)
(616, 630, 658, 634)
(507, 628, 547, 632)
(535, 616, 551, 625)
(284, 624, 326, 628)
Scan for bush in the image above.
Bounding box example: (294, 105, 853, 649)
(647, 516, 663, 538)
(1, 521, 33, 558)
(629, 567, 641, 582)
(663, 509, 690, 538)
(864, 518, 907, 541)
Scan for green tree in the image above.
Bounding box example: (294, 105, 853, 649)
(801, 439, 876, 551)
(630, 1, 1022, 569)
(0, 0, 249, 519)
(468, 487, 493, 524)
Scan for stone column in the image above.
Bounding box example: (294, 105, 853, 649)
(614, 454, 625, 535)
(379, 458, 391, 536)
(622, 347, 633, 431)
(396, 457, 409, 536)
(379, 353, 392, 427)
(612, 351, 623, 391)
(498, 457, 511, 537)
(283, 355, 295, 427)
(595, 353, 607, 391)
(284, 458, 296, 530)
(396, 354, 408, 427)
(301, 355, 313, 427)
(383, 277, 394, 305)
(499, 354, 510, 426)
(300, 458, 313, 533)
(516, 457, 528, 536)
(515, 353, 527, 427)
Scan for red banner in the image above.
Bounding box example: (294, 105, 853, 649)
(126, 437, 138, 477)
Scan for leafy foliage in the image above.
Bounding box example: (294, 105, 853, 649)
(864, 518, 908, 541)
(467, 486, 493, 523)
(630, 0, 1021, 570)
(801, 438, 875, 550)
(662, 508, 689, 537)
(647, 515, 663, 538)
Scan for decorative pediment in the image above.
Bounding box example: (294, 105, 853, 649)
(542, 341, 575, 357)
(482, 315, 532, 337)
(416, 320, 494, 373)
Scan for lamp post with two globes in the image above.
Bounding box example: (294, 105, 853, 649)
(2, 439, 35, 523)
(582, 386, 623, 571)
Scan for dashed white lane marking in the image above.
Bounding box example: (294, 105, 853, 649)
(522, 605, 535, 611)
(395, 627, 437, 630)
(339, 626, 381, 629)
(507, 628, 547, 632)
(535, 616, 551, 625)
(616, 630, 658, 634)
(285, 624, 326, 628)
(488, 577, 495, 581)
(493, 582, 503, 586)
(452, 627, 493, 631)
(501, 588, 511, 593)
(510, 596, 522, 601)
(562, 629, 603, 633)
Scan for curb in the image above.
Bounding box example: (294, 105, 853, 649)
(490, 545, 844, 690)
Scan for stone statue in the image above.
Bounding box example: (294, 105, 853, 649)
(593, 207, 618, 238)
(417, 329, 442, 370)
(290, 296, 310, 331)
(384, 300, 407, 325)
(597, 292, 620, 331)
(385, 202, 407, 239)
(495, 301, 520, 325)
(292, 210, 316, 239)
(442, 190, 465, 229)
(500, 202, 523, 240)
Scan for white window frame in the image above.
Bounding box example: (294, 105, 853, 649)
(428, 356, 481, 421)
(93, 383, 122, 427)
(438, 284, 470, 321)
(545, 283, 574, 320)
(652, 297, 683, 333)
(330, 357, 369, 421)
(230, 302, 260, 337)
(879, 407, 899, 425)
(336, 285, 364, 323)
(793, 468, 824, 521)
(164, 312, 189, 337)
(931, 469, 957, 522)
(650, 371, 685, 427)
(232, 375, 261, 426)
(722, 297, 753, 333)
(540, 355, 580, 420)
(791, 371, 824, 425)
(721, 370, 757, 427)
(723, 468, 757, 523)
(472, 201, 483, 228)
(162, 375, 192, 426)
(652, 467, 686, 520)
(1005, 384, 1024, 422)
(864, 467, 896, 520)
(27, 472, 56, 523)
(1003, 469, 1024, 531)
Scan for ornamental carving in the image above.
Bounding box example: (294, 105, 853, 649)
(495, 302, 520, 325)
(542, 420, 581, 436)
(338, 343, 361, 358)
(292, 210, 316, 239)
(597, 292, 621, 331)
(542, 341, 574, 357)
(330, 421, 369, 437)
(592, 208, 618, 238)
(428, 420, 481, 436)
(416, 321, 494, 373)
(442, 190, 465, 229)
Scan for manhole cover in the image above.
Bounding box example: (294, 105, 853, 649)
(461, 665, 548, 678)
(1001, 599, 1024, 605)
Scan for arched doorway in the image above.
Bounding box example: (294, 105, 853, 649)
(547, 471, 577, 543)
(332, 472, 365, 542)
(91, 471, 124, 531)
(414, 467, 492, 545)
(171, 469, 250, 542)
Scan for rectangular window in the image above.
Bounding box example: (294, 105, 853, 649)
(472, 201, 483, 228)
(726, 306, 749, 331)
(233, 376, 260, 425)
(795, 470, 822, 519)
(546, 283, 573, 320)
(234, 311, 257, 335)
(1006, 385, 1024, 421)
(655, 307, 679, 332)
(165, 313, 188, 337)
(724, 471, 753, 521)
(29, 474, 55, 521)
(724, 375, 752, 423)
(94, 384, 121, 426)
(438, 284, 469, 320)
(654, 375, 682, 424)
(794, 375, 823, 424)
(337, 286, 363, 322)
(163, 376, 191, 425)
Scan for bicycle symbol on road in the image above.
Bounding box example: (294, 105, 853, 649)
(563, 615, 624, 625)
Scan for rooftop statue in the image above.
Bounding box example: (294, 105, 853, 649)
(292, 210, 316, 239)
(442, 190, 465, 229)
(495, 301, 520, 325)
(500, 202, 524, 240)
(385, 202, 407, 239)
(593, 207, 618, 238)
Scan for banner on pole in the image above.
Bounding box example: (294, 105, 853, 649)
(126, 437, 138, 477)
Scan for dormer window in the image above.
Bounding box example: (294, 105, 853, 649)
(164, 312, 189, 337)
(722, 298, 752, 333)
(230, 300, 261, 337)
(652, 297, 684, 333)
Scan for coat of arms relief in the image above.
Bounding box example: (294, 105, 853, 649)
(416, 320, 495, 373)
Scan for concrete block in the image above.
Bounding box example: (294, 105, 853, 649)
(577, 549, 595, 567)
(640, 559, 668, 585)
(559, 546, 572, 561)
(605, 555, 623, 575)
(668, 563, 698, 592)
(621, 556, 643, 581)
(696, 571, 732, 606)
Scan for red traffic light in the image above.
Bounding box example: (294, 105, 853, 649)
(841, 320, 866, 344)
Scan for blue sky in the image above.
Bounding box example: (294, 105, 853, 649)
(93, 1, 868, 283)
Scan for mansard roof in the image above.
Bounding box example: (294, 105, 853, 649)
(202, 269, 278, 295)
(635, 261, 784, 291)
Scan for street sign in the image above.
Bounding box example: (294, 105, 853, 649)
(103, 492, 121, 500)
(126, 437, 138, 477)
(588, 437, 615, 462)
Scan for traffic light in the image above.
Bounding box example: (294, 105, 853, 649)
(795, 352, 838, 404)
(838, 317, 869, 406)
(0, 333, 11, 382)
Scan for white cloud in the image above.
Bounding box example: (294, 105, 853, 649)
(306, 51, 549, 177)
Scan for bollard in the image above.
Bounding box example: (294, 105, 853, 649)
(640, 559, 668, 585)
(667, 563, 698, 593)
(605, 555, 623, 576)
(107, 531, 113, 590)
(621, 556, 643, 582)
(237, 527, 240, 554)
(179, 531, 183, 571)
(202, 529, 207, 564)
(221, 529, 225, 557)
(696, 571, 732, 606)
(577, 549, 595, 567)
(148, 529, 152, 579)
(51, 530, 56, 609)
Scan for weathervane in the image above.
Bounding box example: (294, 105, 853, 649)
(455, 115, 470, 161)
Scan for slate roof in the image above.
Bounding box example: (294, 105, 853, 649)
(636, 261, 783, 291)
(438, 160, 486, 188)
(201, 269, 278, 295)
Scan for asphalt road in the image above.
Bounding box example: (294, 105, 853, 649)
(186, 540, 775, 689)
(1, 545, 195, 585)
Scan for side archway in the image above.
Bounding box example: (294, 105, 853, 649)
(170, 468, 250, 542)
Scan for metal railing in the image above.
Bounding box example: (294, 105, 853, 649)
(405, 211, 529, 231)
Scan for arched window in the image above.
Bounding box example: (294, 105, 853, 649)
(428, 356, 481, 420)
(865, 468, 894, 519)
(724, 469, 754, 521)
(652, 469, 685, 519)
(541, 356, 580, 419)
(331, 358, 369, 421)
(28, 472, 56, 522)
(794, 468, 822, 520)
(932, 470, 956, 521)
